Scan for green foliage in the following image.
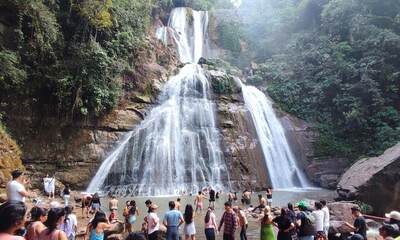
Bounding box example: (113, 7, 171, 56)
(243, 0, 400, 159)
(217, 21, 243, 55)
(77, 0, 113, 29)
(156, 0, 233, 11)
(211, 74, 236, 94)
(0, 51, 27, 92)
(0, 0, 152, 118)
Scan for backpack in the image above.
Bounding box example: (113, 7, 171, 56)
(303, 211, 315, 225)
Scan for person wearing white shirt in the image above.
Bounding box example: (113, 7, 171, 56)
(320, 200, 330, 236)
(6, 169, 29, 202)
(61, 206, 78, 240)
(312, 202, 325, 233)
(147, 204, 160, 240)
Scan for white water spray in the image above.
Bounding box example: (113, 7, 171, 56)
(88, 8, 228, 195)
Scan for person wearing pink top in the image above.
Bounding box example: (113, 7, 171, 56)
(204, 207, 218, 240)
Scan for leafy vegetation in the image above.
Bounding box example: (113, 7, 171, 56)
(157, 0, 234, 11)
(0, 0, 152, 118)
(225, 0, 400, 159)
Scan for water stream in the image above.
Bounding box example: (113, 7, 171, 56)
(88, 6, 312, 195)
(88, 8, 228, 196)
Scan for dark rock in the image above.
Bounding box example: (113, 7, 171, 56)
(337, 143, 400, 214)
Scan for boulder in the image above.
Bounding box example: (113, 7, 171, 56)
(328, 201, 359, 223)
(337, 143, 400, 214)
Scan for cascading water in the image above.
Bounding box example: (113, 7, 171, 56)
(87, 8, 229, 196)
(240, 84, 311, 188)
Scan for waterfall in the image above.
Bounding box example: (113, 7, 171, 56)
(240, 84, 311, 188)
(87, 8, 228, 196)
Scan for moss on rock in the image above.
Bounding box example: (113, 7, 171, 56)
(0, 125, 24, 187)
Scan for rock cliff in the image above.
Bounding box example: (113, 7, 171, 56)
(337, 143, 400, 214)
(3, 37, 178, 189)
(0, 126, 24, 188)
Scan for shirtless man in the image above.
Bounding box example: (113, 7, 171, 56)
(194, 191, 207, 213)
(252, 194, 266, 213)
(242, 190, 251, 205)
(175, 198, 181, 211)
(81, 194, 92, 218)
(108, 195, 118, 221)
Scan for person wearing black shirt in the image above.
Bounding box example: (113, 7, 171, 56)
(209, 188, 216, 208)
(345, 206, 367, 240)
(273, 208, 295, 240)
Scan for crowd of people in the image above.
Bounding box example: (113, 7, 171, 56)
(1, 169, 400, 240)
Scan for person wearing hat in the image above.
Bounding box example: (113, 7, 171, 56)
(295, 201, 316, 240)
(147, 203, 160, 240)
(344, 206, 367, 240)
(386, 211, 400, 229)
(6, 169, 30, 202)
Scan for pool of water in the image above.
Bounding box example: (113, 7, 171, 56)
(98, 189, 334, 239)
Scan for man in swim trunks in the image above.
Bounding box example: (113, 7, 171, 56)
(195, 191, 207, 213)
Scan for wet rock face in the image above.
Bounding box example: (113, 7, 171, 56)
(278, 110, 349, 189)
(337, 143, 400, 214)
(207, 68, 269, 190)
(0, 128, 24, 187)
(3, 37, 178, 190)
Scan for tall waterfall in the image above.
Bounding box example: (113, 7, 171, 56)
(241, 84, 311, 188)
(87, 8, 228, 196)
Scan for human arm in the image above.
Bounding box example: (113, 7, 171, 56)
(59, 230, 68, 240)
(218, 213, 225, 231)
(344, 222, 357, 231)
(284, 223, 295, 233)
(179, 213, 185, 226)
(83, 224, 91, 240)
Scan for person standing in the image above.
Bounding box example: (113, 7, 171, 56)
(7, 169, 30, 202)
(0, 201, 27, 240)
(163, 201, 184, 240)
(320, 200, 330, 237)
(90, 193, 101, 215)
(266, 187, 273, 207)
(125, 200, 139, 233)
(108, 195, 118, 223)
(344, 206, 367, 240)
(61, 206, 78, 240)
(175, 198, 181, 211)
(63, 185, 71, 207)
(26, 207, 48, 240)
(43, 174, 55, 199)
(296, 202, 316, 240)
(147, 204, 160, 240)
(209, 188, 216, 208)
(313, 202, 325, 239)
(273, 208, 295, 240)
(234, 206, 248, 240)
(218, 201, 238, 240)
(184, 204, 196, 240)
(195, 191, 207, 213)
(205, 207, 218, 240)
(260, 206, 275, 240)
